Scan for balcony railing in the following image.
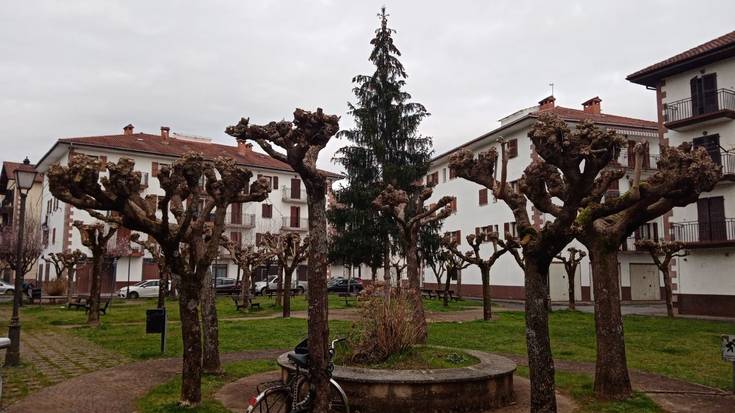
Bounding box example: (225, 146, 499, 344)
(720, 152, 735, 176)
(226, 213, 255, 228)
(671, 218, 735, 246)
(664, 88, 735, 128)
(281, 217, 308, 231)
(282, 187, 307, 203)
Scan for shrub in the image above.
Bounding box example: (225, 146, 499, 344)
(345, 283, 420, 364)
(45, 276, 67, 296)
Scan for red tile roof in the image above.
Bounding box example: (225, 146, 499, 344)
(533, 106, 658, 129)
(627, 30, 735, 86)
(1, 162, 43, 183)
(56, 132, 341, 178)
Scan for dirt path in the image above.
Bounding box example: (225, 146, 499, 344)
(216, 370, 578, 413)
(2, 350, 283, 413)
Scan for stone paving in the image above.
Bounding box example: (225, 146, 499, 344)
(0, 329, 130, 408)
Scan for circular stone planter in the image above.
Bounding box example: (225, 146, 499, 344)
(277, 349, 516, 413)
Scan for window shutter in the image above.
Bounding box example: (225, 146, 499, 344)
(256, 233, 264, 245)
(450, 197, 457, 213)
(702, 73, 718, 113)
(503, 222, 510, 236)
(653, 223, 659, 241)
(479, 188, 488, 206)
(231, 203, 242, 224)
(273, 176, 279, 189)
(507, 139, 518, 159)
(691, 76, 703, 115)
(475, 227, 480, 236)
(152, 162, 159, 177)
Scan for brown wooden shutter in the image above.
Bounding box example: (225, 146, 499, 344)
(450, 197, 457, 213)
(702, 73, 718, 113)
(449, 167, 456, 179)
(231, 203, 242, 224)
(273, 176, 279, 189)
(507, 139, 518, 158)
(152, 162, 159, 177)
(504, 222, 510, 236)
(256, 233, 264, 245)
(262, 203, 272, 218)
(479, 188, 488, 206)
(691, 76, 702, 115)
(291, 179, 301, 199)
(231, 231, 241, 247)
(709, 196, 726, 241)
(475, 227, 480, 236)
(652, 223, 659, 241)
(291, 206, 300, 228)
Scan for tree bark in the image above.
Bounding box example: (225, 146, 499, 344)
(588, 244, 632, 400)
(157, 270, 168, 309)
(480, 265, 492, 320)
(178, 276, 203, 405)
(662, 268, 674, 318)
(276, 266, 284, 306)
(405, 239, 427, 343)
(443, 269, 452, 308)
(305, 185, 330, 413)
(524, 257, 557, 413)
(370, 265, 377, 282)
(239, 265, 251, 310)
(567, 265, 576, 311)
(66, 270, 74, 304)
(283, 267, 294, 318)
(87, 253, 103, 326)
(200, 269, 222, 374)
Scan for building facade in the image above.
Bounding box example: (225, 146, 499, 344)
(628, 30, 735, 316)
(424, 96, 665, 303)
(34, 124, 341, 293)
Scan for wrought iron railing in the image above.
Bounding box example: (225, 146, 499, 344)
(721, 152, 735, 175)
(670, 218, 735, 244)
(226, 213, 255, 228)
(664, 88, 735, 124)
(282, 187, 306, 202)
(281, 217, 308, 231)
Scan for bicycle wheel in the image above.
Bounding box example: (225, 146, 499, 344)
(246, 386, 292, 413)
(293, 377, 349, 413)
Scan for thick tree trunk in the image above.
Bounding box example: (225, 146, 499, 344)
(662, 268, 674, 318)
(524, 257, 557, 413)
(283, 268, 294, 318)
(588, 244, 632, 400)
(457, 270, 463, 299)
(443, 269, 452, 307)
(480, 265, 492, 320)
(200, 269, 222, 374)
(178, 276, 203, 405)
(305, 186, 330, 413)
(239, 266, 251, 310)
(66, 270, 74, 304)
(567, 266, 576, 311)
(87, 253, 103, 326)
(370, 265, 377, 282)
(276, 267, 284, 306)
(406, 241, 427, 343)
(157, 270, 168, 309)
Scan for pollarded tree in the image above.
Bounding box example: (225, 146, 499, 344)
(634, 239, 686, 318)
(262, 232, 309, 317)
(573, 140, 719, 400)
(73, 221, 117, 326)
(449, 113, 627, 412)
(226, 107, 339, 413)
(0, 217, 43, 290)
(48, 153, 270, 406)
(223, 241, 273, 310)
(372, 185, 452, 342)
(553, 247, 586, 311)
(439, 245, 469, 307)
(43, 249, 87, 304)
(130, 234, 169, 309)
(443, 231, 521, 320)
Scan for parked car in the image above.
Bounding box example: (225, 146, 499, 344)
(214, 277, 240, 295)
(0, 281, 14, 295)
(118, 279, 160, 299)
(253, 275, 308, 295)
(327, 278, 363, 293)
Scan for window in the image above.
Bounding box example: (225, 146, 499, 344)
(442, 168, 447, 183)
(52, 228, 56, 245)
(507, 139, 518, 159)
(230, 231, 241, 247)
(445, 230, 462, 245)
(634, 223, 659, 242)
(257, 174, 279, 190)
(476, 225, 499, 242)
(693, 134, 722, 166)
(152, 162, 170, 178)
(256, 233, 265, 245)
(262, 203, 273, 218)
(426, 171, 439, 186)
(290, 178, 302, 200)
(139, 172, 149, 187)
(697, 196, 726, 241)
(478, 188, 488, 206)
(449, 167, 457, 180)
(231, 203, 242, 224)
(449, 197, 457, 214)
(290, 206, 301, 228)
(503, 222, 517, 238)
(690, 73, 718, 116)
(212, 264, 228, 279)
(54, 198, 59, 211)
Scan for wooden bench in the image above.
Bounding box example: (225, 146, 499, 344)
(266, 289, 300, 299)
(421, 289, 435, 299)
(435, 290, 460, 302)
(40, 295, 67, 305)
(338, 292, 358, 305)
(231, 295, 261, 311)
(83, 298, 112, 315)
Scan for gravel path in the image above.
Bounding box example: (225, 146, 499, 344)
(2, 350, 283, 413)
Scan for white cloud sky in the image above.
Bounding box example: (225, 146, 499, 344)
(1, 0, 733, 171)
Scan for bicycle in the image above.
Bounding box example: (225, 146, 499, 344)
(247, 337, 350, 413)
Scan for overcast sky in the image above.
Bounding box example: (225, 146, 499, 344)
(2, 1, 734, 172)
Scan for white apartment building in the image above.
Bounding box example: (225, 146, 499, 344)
(34, 124, 341, 294)
(425, 96, 665, 303)
(628, 30, 735, 317)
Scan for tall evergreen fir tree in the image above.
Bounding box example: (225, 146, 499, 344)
(330, 7, 433, 280)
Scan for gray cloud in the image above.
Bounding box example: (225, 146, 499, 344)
(1, 0, 733, 170)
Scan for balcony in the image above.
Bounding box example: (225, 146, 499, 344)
(225, 213, 255, 229)
(671, 219, 735, 248)
(282, 187, 307, 203)
(664, 89, 735, 130)
(281, 217, 308, 232)
(617, 152, 659, 170)
(717, 152, 735, 178)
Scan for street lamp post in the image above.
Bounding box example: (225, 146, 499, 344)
(5, 158, 38, 367)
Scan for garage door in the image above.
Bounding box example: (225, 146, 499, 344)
(629, 264, 660, 301)
(549, 263, 580, 302)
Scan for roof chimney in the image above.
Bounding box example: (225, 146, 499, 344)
(161, 126, 170, 143)
(538, 96, 556, 111)
(237, 141, 253, 155)
(123, 124, 134, 135)
(582, 97, 602, 115)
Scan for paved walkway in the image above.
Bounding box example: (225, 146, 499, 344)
(0, 329, 129, 407)
(3, 350, 283, 413)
